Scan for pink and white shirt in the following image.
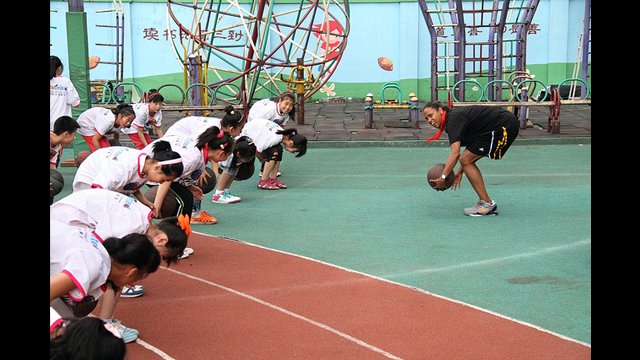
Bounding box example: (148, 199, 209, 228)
(164, 116, 222, 138)
(142, 135, 205, 187)
(72, 146, 149, 194)
(248, 98, 291, 126)
(121, 103, 163, 135)
(76, 107, 118, 137)
(50, 219, 110, 303)
(50, 75, 80, 131)
(240, 117, 283, 152)
(50, 188, 152, 240)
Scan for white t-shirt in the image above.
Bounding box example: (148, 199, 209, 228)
(164, 116, 222, 138)
(50, 76, 80, 131)
(72, 146, 149, 194)
(248, 98, 291, 126)
(240, 117, 283, 152)
(76, 107, 117, 137)
(50, 133, 62, 166)
(121, 103, 163, 135)
(143, 135, 205, 187)
(50, 188, 152, 240)
(50, 219, 110, 303)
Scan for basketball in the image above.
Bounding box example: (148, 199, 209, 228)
(75, 151, 91, 167)
(427, 163, 455, 191)
(144, 186, 179, 218)
(50, 168, 65, 186)
(198, 167, 217, 194)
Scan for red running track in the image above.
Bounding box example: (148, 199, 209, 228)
(112, 233, 590, 359)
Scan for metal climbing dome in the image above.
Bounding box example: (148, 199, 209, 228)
(165, 0, 350, 112)
(418, 0, 540, 102)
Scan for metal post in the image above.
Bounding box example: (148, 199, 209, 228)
(519, 88, 528, 129)
(409, 93, 420, 129)
(364, 93, 373, 129)
(188, 54, 203, 115)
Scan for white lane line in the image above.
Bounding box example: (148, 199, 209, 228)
(384, 239, 591, 278)
(135, 338, 176, 360)
(160, 266, 403, 360)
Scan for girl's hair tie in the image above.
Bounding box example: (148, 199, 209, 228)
(216, 130, 224, 139)
(220, 143, 228, 150)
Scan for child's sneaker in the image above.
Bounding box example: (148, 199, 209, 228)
(104, 319, 139, 343)
(211, 191, 241, 204)
(121, 284, 145, 298)
(190, 211, 218, 224)
(257, 179, 279, 190)
(464, 200, 498, 216)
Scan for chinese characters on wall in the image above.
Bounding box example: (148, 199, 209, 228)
(434, 23, 540, 38)
(142, 28, 244, 41)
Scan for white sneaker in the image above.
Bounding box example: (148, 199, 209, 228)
(179, 247, 194, 259)
(211, 191, 241, 204)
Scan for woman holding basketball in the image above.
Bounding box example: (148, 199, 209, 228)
(422, 101, 519, 216)
(76, 104, 136, 151)
(72, 141, 183, 217)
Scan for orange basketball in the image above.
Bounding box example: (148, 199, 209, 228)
(427, 163, 455, 191)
